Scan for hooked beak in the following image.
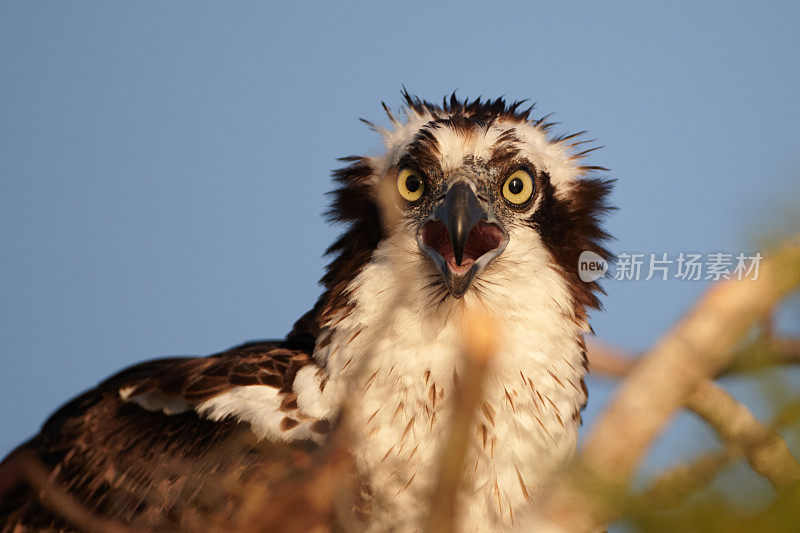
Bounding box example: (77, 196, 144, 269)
(417, 181, 508, 298)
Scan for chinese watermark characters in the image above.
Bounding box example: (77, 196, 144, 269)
(578, 251, 763, 282)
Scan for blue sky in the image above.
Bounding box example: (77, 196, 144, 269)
(2, 1, 799, 498)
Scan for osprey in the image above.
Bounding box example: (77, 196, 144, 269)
(0, 93, 612, 531)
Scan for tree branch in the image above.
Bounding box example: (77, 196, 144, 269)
(4, 452, 134, 533)
(587, 341, 800, 491)
(687, 381, 800, 491)
(585, 339, 634, 377)
(587, 336, 800, 380)
(533, 236, 800, 532)
(425, 312, 497, 533)
(639, 450, 735, 509)
(722, 337, 800, 375)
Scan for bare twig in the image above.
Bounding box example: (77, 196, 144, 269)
(639, 450, 735, 509)
(687, 381, 800, 491)
(585, 339, 634, 377)
(534, 236, 800, 531)
(722, 337, 800, 375)
(588, 336, 800, 380)
(2, 452, 134, 533)
(586, 338, 800, 499)
(587, 341, 800, 490)
(425, 312, 497, 533)
(762, 337, 800, 366)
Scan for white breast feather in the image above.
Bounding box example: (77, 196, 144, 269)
(304, 225, 589, 531)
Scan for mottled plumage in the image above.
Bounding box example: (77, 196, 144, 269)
(0, 92, 612, 532)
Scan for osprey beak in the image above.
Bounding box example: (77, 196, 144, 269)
(418, 181, 509, 298)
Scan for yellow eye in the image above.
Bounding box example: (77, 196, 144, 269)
(502, 169, 534, 205)
(397, 167, 425, 202)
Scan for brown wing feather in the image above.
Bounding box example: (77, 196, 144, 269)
(0, 340, 323, 531)
(116, 342, 313, 402)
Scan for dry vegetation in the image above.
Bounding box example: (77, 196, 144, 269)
(530, 234, 800, 532)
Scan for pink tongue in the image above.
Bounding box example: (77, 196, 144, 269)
(448, 257, 474, 274)
(420, 219, 504, 274)
(438, 239, 475, 274)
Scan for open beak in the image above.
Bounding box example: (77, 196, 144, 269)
(417, 181, 508, 298)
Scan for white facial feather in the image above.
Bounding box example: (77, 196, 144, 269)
(375, 105, 586, 194)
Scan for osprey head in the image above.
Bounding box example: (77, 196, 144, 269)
(321, 93, 612, 323)
(401, 160, 525, 299)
